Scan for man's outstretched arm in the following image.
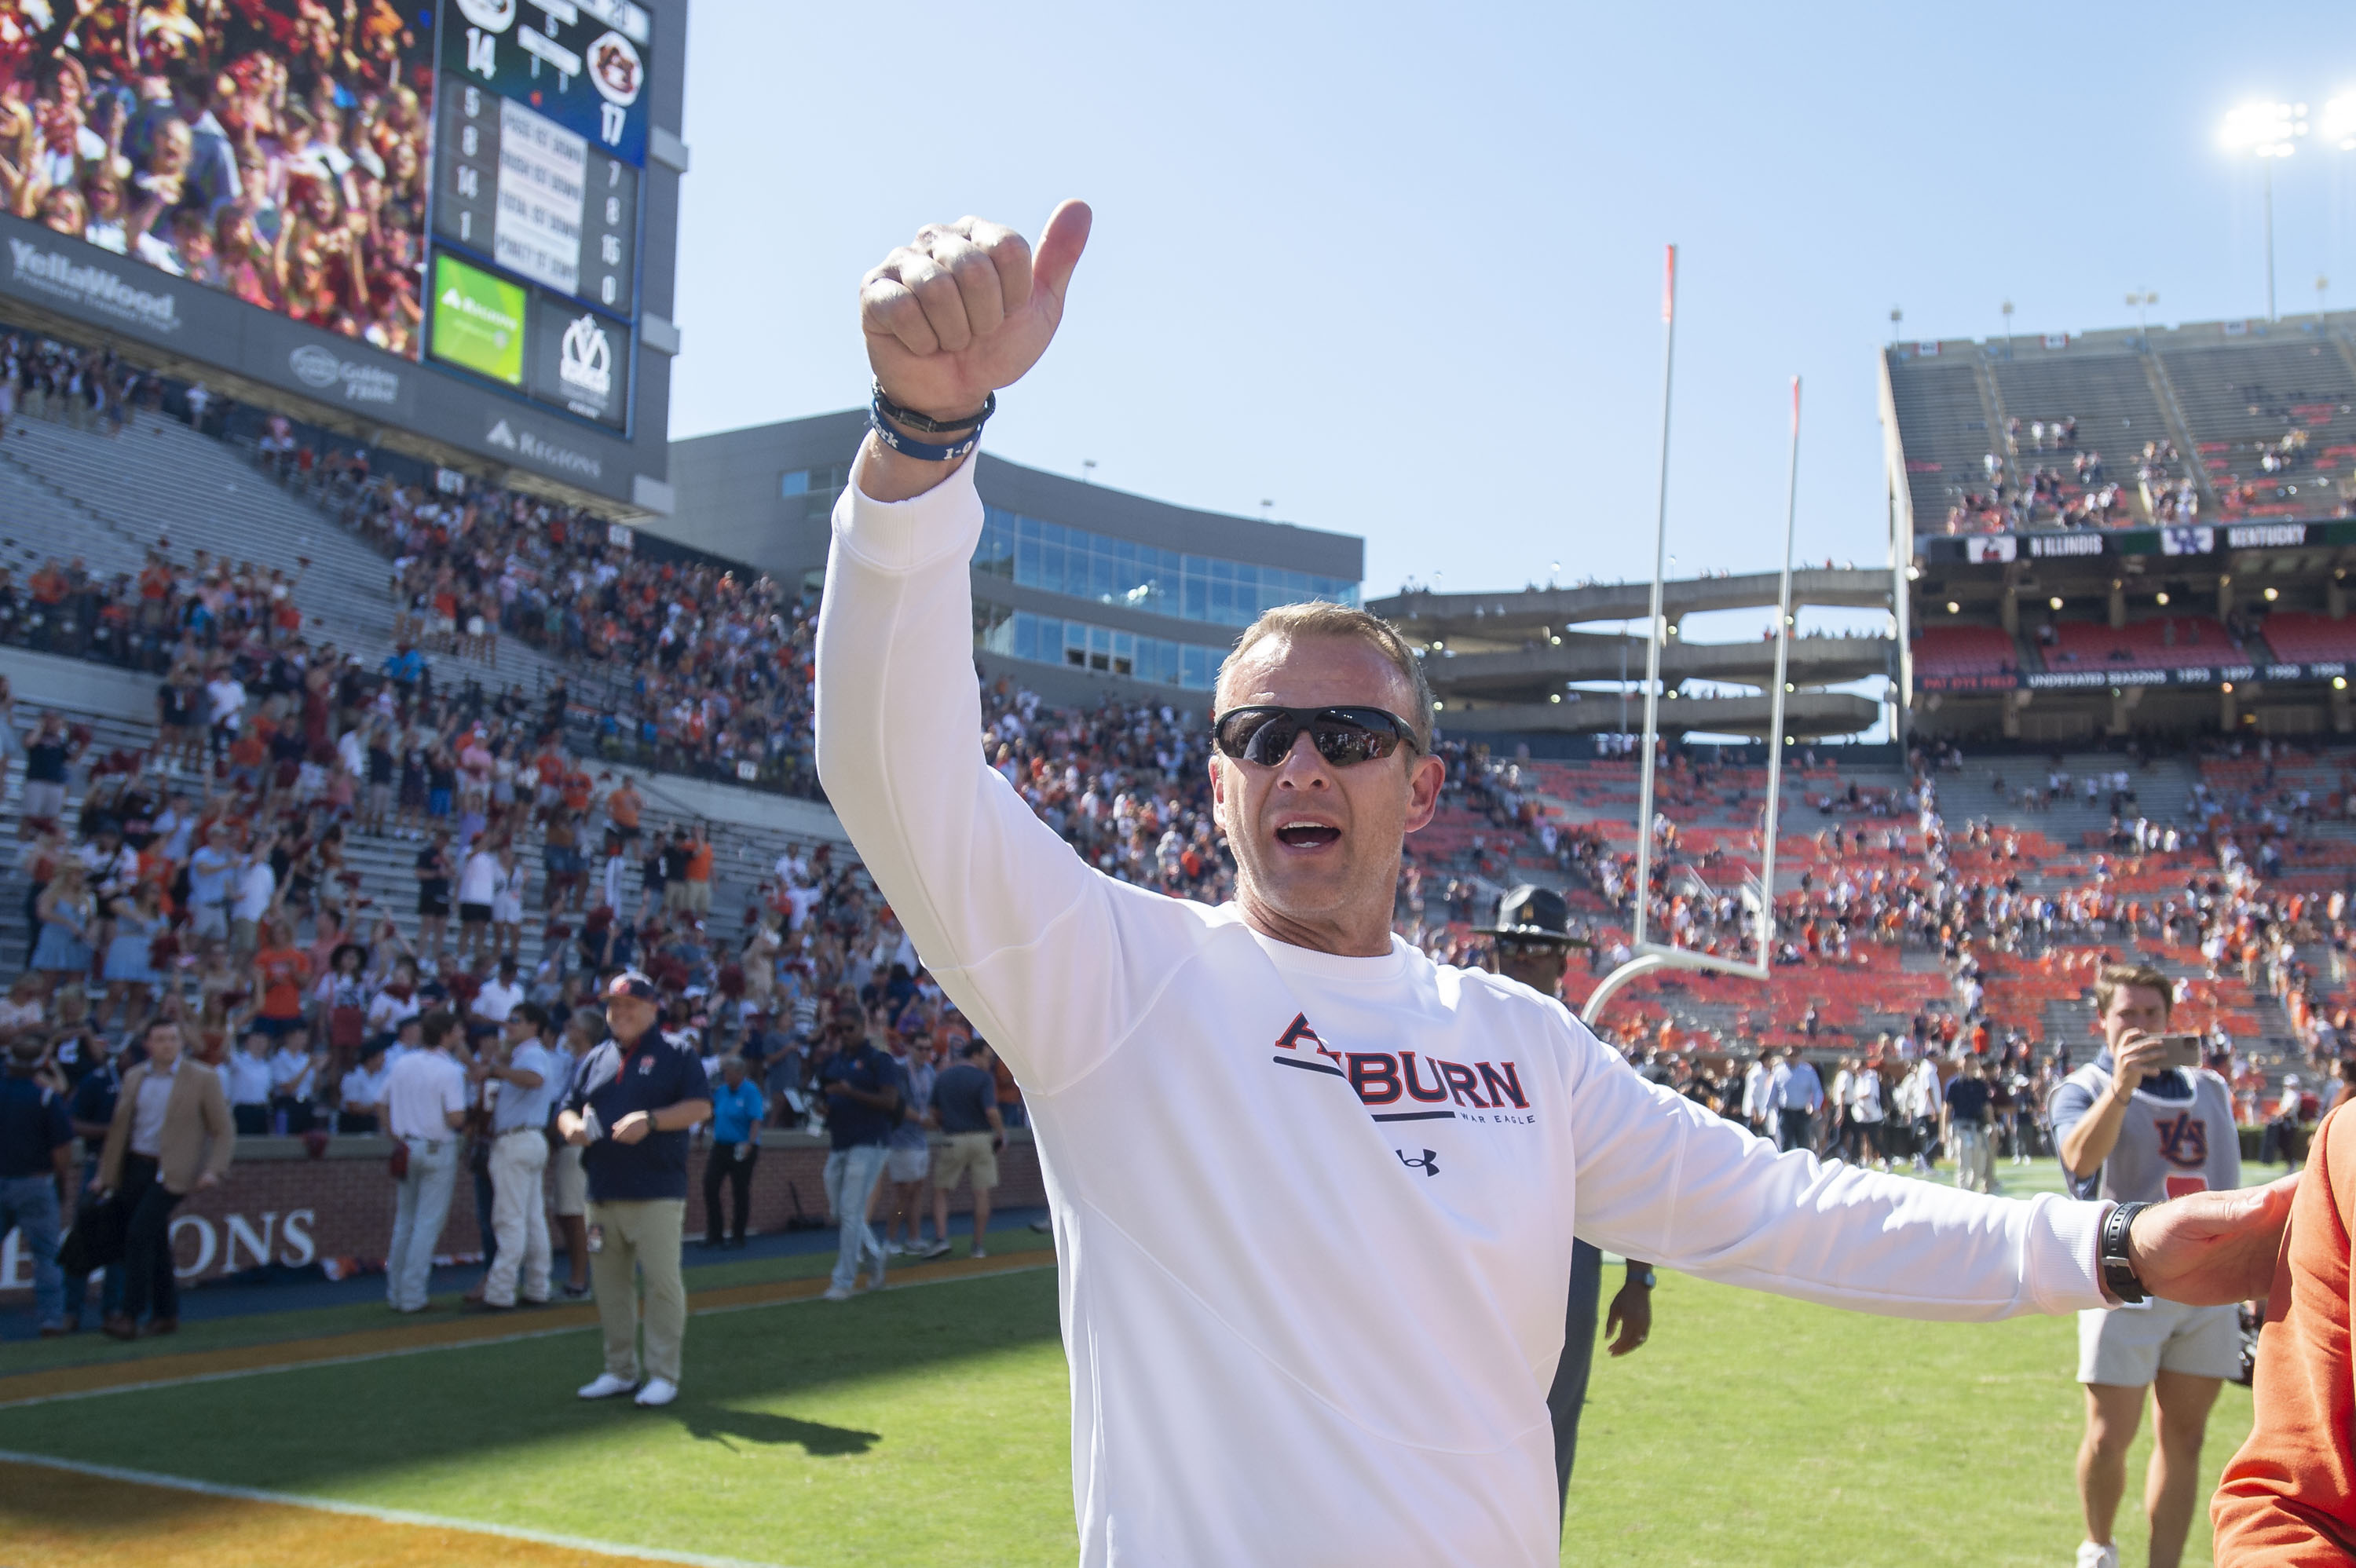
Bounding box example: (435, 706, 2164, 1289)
(819, 205, 1170, 1095)
(1563, 1021, 2288, 1318)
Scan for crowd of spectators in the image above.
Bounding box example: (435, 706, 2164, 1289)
(0, 0, 433, 356)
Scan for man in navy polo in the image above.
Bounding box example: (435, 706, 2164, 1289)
(557, 970, 712, 1409)
(814, 1007, 901, 1302)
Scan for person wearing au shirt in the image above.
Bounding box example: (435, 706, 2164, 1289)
(477, 1003, 558, 1310)
(818, 205, 2288, 1563)
(1, 1036, 75, 1336)
(700, 1054, 766, 1250)
(558, 971, 712, 1408)
(814, 1012, 899, 1302)
(95, 1019, 232, 1339)
(378, 1010, 469, 1314)
(2051, 965, 2247, 1568)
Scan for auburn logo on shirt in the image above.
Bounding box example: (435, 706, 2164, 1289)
(1270, 1012, 1531, 1124)
(2153, 1111, 2208, 1170)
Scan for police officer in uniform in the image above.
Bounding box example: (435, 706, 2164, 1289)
(558, 970, 712, 1409)
(1482, 886, 1659, 1526)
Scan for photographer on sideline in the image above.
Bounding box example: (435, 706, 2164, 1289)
(2052, 964, 2244, 1568)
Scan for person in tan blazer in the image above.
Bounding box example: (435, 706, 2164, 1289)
(95, 1018, 232, 1339)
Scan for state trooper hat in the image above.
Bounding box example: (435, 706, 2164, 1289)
(1484, 885, 1587, 947)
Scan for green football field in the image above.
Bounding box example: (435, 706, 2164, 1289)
(0, 1161, 2267, 1566)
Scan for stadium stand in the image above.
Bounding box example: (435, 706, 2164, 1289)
(2155, 338, 2356, 521)
(1911, 624, 2020, 678)
(2257, 611, 2356, 665)
(2040, 615, 2243, 671)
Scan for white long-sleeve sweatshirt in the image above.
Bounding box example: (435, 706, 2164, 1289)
(814, 450, 2109, 1567)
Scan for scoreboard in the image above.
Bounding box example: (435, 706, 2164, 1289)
(428, 0, 656, 432)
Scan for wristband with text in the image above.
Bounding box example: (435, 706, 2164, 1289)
(2101, 1201, 2153, 1304)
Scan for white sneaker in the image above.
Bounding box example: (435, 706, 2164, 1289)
(2076, 1541, 2119, 1568)
(821, 1283, 854, 1302)
(577, 1372, 637, 1400)
(883, 1240, 904, 1255)
(634, 1377, 678, 1408)
(970, 1246, 987, 1260)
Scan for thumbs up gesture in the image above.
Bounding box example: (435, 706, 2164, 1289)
(860, 201, 1092, 427)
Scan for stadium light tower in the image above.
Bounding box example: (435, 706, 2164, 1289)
(2220, 100, 2307, 320)
(2323, 92, 2356, 151)
(2126, 289, 2159, 338)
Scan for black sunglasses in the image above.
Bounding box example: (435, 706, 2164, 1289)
(1212, 706, 1421, 769)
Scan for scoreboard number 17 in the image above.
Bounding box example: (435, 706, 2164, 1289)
(601, 102, 627, 146)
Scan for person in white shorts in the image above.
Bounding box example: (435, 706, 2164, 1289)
(2051, 963, 2246, 1568)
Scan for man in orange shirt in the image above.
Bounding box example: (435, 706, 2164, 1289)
(679, 828, 713, 917)
(2214, 1104, 2356, 1563)
(605, 777, 642, 845)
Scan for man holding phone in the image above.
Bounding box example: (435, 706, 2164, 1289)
(2051, 964, 2244, 1568)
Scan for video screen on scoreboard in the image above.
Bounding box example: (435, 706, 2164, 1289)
(0, 0, 437, 359)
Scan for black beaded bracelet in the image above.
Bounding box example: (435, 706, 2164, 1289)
(872, 382, 995, 435)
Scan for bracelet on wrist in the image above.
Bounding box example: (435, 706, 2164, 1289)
(869, 401, 985, 463)
(873, 382, 994, 434)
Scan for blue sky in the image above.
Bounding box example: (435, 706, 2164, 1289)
(668, 0, 2356, 617)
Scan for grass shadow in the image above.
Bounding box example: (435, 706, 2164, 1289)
(675, 1404, 880, 1457)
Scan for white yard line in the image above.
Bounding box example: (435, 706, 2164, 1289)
(0, 1448, 791, 1568)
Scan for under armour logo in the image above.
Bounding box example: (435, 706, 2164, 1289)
(1397, 1148, 1439, 1177)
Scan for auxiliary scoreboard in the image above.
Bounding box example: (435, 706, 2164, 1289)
(429, 0, 657, 432)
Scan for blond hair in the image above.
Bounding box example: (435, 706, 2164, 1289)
(1215, 602, 1436, 750)
(2092, 963, 2172, 1020)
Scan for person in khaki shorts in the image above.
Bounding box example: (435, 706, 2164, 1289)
(929, 1039, 1005, 1259)
(556, 971, 711, 1409)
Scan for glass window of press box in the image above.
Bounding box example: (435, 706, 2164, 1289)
(974, 605, 1233, 689)
(971, 507, 1359, 627)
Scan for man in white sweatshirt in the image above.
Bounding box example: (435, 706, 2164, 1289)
(815, 200, 2291, 1568)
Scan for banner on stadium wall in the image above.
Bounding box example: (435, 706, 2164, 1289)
(1918, 519, 2356, 563)
(1915, 671, 2021, 693)
(2021, 660, 2347, 690)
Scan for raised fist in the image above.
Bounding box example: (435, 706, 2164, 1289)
(860, 201, 1091, 424)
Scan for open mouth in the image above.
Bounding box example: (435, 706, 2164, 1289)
(1275, 824, 1341, 850)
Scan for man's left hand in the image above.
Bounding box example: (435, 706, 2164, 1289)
(195, 1171, 221, 1191)
(1604, 1277, 1652, 1358)
(2129, 1176, 2297, 1306)
(609, 1111, 652, 1146)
